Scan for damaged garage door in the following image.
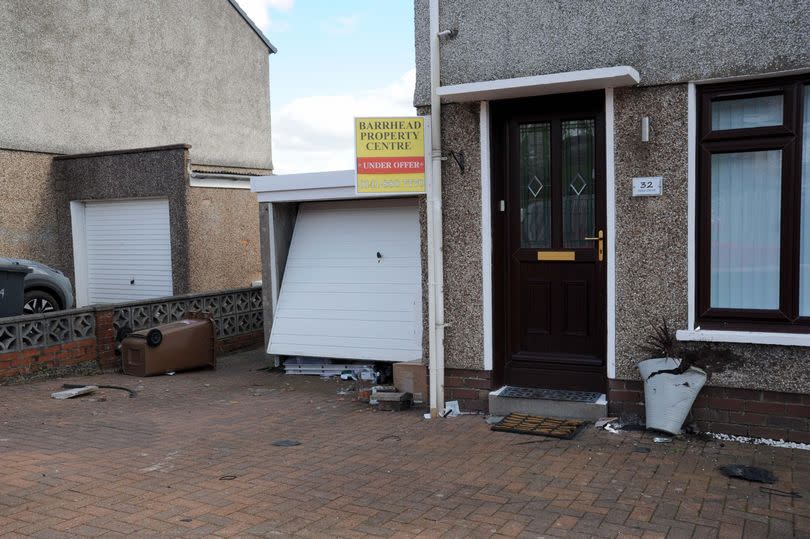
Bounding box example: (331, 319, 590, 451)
(269, 198, 422, 362)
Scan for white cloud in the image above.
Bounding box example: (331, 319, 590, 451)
(321, 14, 361, 36)
(235, 0, 293, 32)
(272, 69, 417, 174)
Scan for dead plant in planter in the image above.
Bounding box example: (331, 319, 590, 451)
(640, 318, 741, 380)
(639, 319, 699, 379)
(637, 318, 708, 434)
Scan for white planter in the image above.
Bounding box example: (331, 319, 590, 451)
(638, 357, 707, 435)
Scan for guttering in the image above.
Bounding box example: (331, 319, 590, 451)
(427, 0, 446, 417)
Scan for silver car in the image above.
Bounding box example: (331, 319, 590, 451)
(0, 258, 75, 314)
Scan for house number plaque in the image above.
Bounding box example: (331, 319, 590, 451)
(632, 176, 663, 197)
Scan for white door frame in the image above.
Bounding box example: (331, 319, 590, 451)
(69, 201, 89, 307)
(478, 89, 618, 381)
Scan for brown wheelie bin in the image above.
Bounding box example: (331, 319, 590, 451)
(121, 317, 216, 376)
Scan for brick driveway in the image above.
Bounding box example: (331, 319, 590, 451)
(1, 349, 809, 538)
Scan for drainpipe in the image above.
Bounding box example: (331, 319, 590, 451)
(427, 0, 446, 418)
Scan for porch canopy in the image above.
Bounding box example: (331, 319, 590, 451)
(437, 66, 640, 102)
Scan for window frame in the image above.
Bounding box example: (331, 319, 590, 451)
(697, 74, 809, 332)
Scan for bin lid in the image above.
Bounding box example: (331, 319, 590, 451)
(129, 318, 212, 338)
(0, 263, 32, 274)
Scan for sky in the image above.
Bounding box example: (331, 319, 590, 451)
(236, 0, 417, 174)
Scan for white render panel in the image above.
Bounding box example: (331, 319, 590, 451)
(269, 198, 422, 362)
(84, 199, 173, 304)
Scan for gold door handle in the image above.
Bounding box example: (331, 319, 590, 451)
(583, 230, 604, 261)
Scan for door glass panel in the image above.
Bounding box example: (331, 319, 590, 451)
(519, 123, 551, 248)
(562, 119, 595, 248)
(710, 150, 782, 309)
(711, 95, 783, 130)
(801, 86, 810, 315)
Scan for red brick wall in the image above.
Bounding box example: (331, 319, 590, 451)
(95, 309, 117, 370)
(216, 330, 264, 355)
(444, 368, 493, 412)
(434, 369, 810, 442)
(608, 379, 810, 444)
(1, 310, 264, 383)
(0, 337, 98, 380)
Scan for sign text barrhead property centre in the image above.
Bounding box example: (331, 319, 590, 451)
(355, 117, 426, 194)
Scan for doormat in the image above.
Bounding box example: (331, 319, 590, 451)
(491, 413, 586, 439)
(498, 386, 601, 403)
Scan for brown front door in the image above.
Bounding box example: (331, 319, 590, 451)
(492, 91, 607, 392)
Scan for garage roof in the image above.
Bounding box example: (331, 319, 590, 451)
(251, 170, 417, 203)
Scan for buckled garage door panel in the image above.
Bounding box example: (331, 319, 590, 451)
(84, 199, 173, 304)
(269, 198, 422, 362)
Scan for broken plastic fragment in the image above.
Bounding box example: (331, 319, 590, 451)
(441, 400, 460, 417)
(271, 439, 301, 447)
(718, 464, 777, 484)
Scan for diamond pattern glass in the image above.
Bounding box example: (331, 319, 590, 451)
(520, 123, 551, 248)
(562, 119, 596, 248)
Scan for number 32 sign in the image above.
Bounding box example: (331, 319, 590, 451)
(632, 176, 663, 197)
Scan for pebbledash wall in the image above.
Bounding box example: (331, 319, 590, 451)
(0, 287, 264, 383)
(413, 0, 810, 440)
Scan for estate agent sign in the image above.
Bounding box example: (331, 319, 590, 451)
(355, 117, 426, 194)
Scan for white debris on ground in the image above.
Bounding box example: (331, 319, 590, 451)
(604, 423, 620, 434)
(595, 420, 810, 450)
(442, 400, 460, 417)
(51, 386, 98, 399)
(708, 432, 810, 451)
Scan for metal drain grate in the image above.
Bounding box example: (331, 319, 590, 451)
(498, 386, 601, 403)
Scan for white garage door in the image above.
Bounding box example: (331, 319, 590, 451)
(83, 199, 173, 304)
(269, 198, 422, 362)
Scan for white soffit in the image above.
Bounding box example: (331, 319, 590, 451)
(437, 66, 641, 102)
(250, 170, 417, 203)
(189, 177, 251, 189)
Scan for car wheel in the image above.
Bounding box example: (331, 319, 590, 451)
(23, 290, 60, 314)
